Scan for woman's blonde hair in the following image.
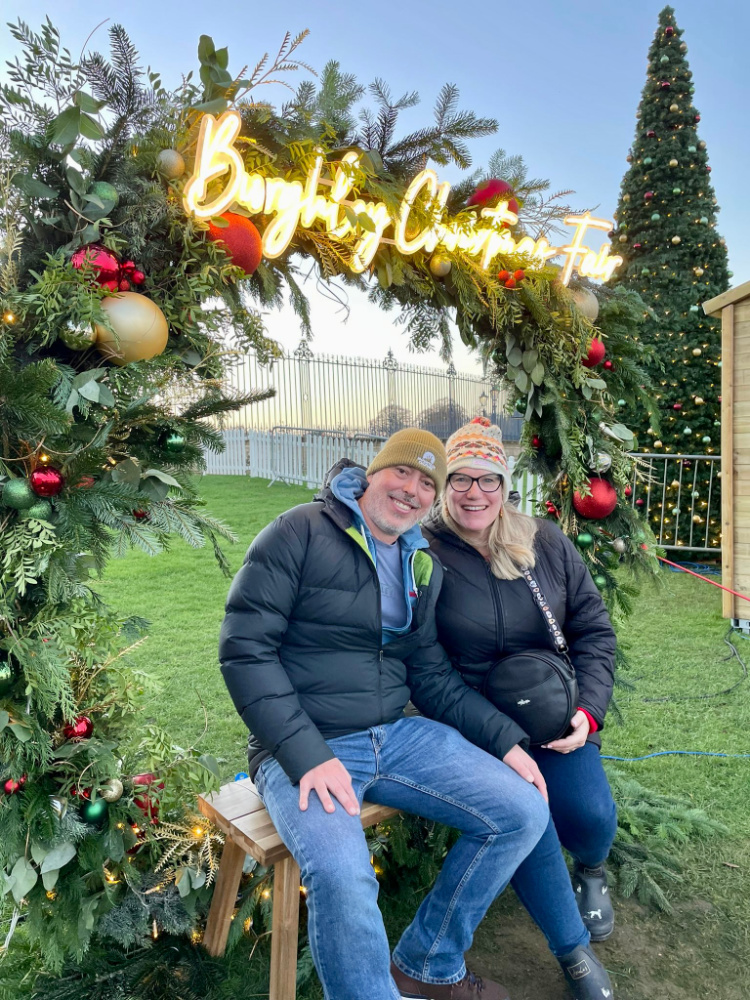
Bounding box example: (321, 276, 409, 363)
(441, 492, 538, 580)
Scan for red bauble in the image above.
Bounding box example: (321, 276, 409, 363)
(63, 715, 93, 741)
(695, 114, 701, 122)
(75, 475, 96, 489)
(644, 191, 654, 200)
(603, 360, 614, 370)
(207, 213, 263, 275)
(582, 338, 606, 368)
(706, 166, 711, 173)
(660, 81, 671, 90)
(636, 498, 645, 507)
(132, 772, 165, 823)
(119, 279, 131, 292)
(4, 776, 26, 795)
(545, 500, 560, 519)
(532, 435, 541, 448)
(71, 244, 120, 286)
(513, 269, 525, 281)
(633, 243, 642, 249)
(496, 269, 510, 281)
(673, 402, 682, 410)
(467, 178, 514, 207)
(646, 130, 656, 138)
(131, 270, 145, 285)
(573, 477, 618, 520)
(504, 277, 517, 289)
(30, 466, 65, 497)
(624, 486, 633, 498)
(665, 25, 674, 35)
(102, 280, 119, 292)
(132, 509, 149, 521)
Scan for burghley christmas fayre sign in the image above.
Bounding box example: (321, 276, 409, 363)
(183, 110, 623, 283)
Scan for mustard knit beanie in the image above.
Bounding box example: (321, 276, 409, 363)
(445, 416, 510, 501)
(367, 428, 447, 492)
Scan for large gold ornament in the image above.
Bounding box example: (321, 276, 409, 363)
(95, 292, 169, 365)
(569, 286, 599, 322)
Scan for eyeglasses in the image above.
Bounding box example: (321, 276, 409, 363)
(447, 473, 503, 493)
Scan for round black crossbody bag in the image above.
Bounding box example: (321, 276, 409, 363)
(482, 648, 578, 745)
(480, 568, 579, 746)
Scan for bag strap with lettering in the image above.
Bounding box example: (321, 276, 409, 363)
(520, 567, 569, 654)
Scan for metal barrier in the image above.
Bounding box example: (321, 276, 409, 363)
(628, 453, 721, 552)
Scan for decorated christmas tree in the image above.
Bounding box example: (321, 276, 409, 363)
(609, 6, 730, 463)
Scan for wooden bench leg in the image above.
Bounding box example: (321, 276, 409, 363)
(269, 855, 301, 1000)
(203, 838, 246, 957)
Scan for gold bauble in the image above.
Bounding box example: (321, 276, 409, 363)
(654, 440, 663, 448)
(671, 235, 681, 245)
(157, 148, 186, 179)
(569, 286, 599, 322)
(692, 348, 702, 356)
(101, 778, 124, 802)
(694, 395, 704, 404)
(95, 292, 169, 365)
(669, 158, 679, 167)
(694, 267, 704, 276)
(429, 254, 452, 278)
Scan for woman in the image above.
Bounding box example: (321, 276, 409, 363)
(424, 416, 619, 1000)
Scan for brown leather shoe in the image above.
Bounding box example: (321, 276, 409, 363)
(391, 961, 510, 1000)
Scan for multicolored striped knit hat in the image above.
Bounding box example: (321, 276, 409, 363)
(445, 417, 510, 501)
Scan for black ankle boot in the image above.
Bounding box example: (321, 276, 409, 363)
(558, 944, 614, 999)
(572, 861, 614, 942)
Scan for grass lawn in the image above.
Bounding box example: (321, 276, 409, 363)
(94, 475, 750, 1000)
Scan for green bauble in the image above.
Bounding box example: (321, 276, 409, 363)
(90, 181, 118, 207)
(1, 478, 35, 510)
(23, 499, 53, 520)
(576, 532, 594, 549)
(593, 575, 607, 590)
(165, 432, 185, 453)
(80, 797, 108, 827)
(0, 659, 15, 696)
(59, 321, 97, 351)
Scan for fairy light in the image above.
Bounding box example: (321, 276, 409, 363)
(183, 109, 623, 283)
(3, 312, 15, 323)
(193, 826, 204, 838)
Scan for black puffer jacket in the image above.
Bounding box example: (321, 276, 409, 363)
(219, 461, 529, 783)
(423, 514, 617, 743)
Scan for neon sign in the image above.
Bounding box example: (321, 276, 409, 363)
(183, 111, 623, 283)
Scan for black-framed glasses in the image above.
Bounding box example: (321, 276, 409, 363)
(447, 473, 503, 493)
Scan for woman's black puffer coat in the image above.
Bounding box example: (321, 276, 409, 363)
(423, 513, 617, 743)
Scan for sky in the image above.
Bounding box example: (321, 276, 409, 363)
(4, 0, 748, 375)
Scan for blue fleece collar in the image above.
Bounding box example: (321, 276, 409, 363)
(330, 468, 429, 558)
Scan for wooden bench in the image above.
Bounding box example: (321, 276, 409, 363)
(197, 777, 399, 1000)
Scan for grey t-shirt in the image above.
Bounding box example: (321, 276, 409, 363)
(373, 537, 408, 631)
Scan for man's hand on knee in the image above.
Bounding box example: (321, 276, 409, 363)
(299, 759, 360, 815)
(502, 745, 548, 802)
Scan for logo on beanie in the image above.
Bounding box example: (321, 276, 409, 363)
(416, 451, 436, 472)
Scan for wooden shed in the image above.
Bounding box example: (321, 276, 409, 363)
(704, 282, 750, 623)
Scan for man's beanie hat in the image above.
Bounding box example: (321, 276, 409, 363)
(445, 416, 511, 501)
(367, 428, 447, 492)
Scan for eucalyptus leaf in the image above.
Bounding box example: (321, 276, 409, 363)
(522, 349, 538, 373)
(611, 423, 635, 442)
(586, 378, 607, 390)
(10, 858, 37, 903)
(209, 215, 229, 228)
(42, 869, 60, 892)
(507, 347, 523, 368)
(76, 381, 101, 403)
(356, 213, 376, 233)
(78, 895, 99, 933)
(514, 370, 530, 393)
(197, 35, 216, 62)
(8, 722, 32, 742)
(72, 369, 107, 389)
(142, 469, 181, 487)
(74, 90, 107, 114)
(175, 868, 191, 897)
(582, 384, 593, 400)
(30, 844, 49, 867)
(139, 478, 169, 502)
(191, 98, 229, 115)
(79, 114, 105, 141)
(0, 710, 9, 732)
(40, 843, 77, 874)
(97, 384, 115, 408)
(190, 869, 207, 889)
(51, 107, 81, 146)
(66, 167, 86, 195)
(111, 458, 142, 487)
(198, 753, 220, 777)
(530, 363, 545, 386)
(13, 175, 59, 200)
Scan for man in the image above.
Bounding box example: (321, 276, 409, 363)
(219, 429, 549, 1000)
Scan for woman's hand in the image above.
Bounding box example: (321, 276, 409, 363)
(542, 710, 590, 754)
(503, 745, 548, 801)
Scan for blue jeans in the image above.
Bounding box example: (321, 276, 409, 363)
(254, 716, 549, 1000)
(510, 741, 618, 957)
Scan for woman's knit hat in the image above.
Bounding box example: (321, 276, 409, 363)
(445, 416, 510, 501)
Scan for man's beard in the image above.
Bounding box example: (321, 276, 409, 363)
(367, 491, 422, 537)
